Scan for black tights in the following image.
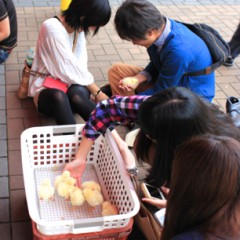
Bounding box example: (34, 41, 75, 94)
(38, 85, 96, 125)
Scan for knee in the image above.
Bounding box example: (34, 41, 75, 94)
(108, 63, 126, 75)
(52, 90, 67, 103)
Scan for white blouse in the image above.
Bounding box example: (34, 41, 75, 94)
(28, 17, 94, 97)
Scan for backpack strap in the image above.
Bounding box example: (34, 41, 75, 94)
(184, 61, 222, 76)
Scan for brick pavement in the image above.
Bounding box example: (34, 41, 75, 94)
(1, 0, 240, 239)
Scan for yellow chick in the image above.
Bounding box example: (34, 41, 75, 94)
(55, 170, 76, 199)
(57, 181, 75, 199)
(70, 187, 85, 206)
(55, 170, 75, 188)
(122, 77, 138, 87)
(81, 181, 101, 192)
(38, 179, 54, 200)
(83, 188, 104, 207)
(102, 201, 118, 216)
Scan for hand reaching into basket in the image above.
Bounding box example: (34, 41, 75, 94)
(63, 136, 94, 186)
(63, 159, 86, 186)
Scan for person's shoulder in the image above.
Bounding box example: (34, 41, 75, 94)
(171, 231, 204, 240)
(40, 17, 63, 35)
(42, 17, 59, 27)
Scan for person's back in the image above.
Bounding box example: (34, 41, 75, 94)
(146, 19, 214, 101)
(0, 0, 17, 63)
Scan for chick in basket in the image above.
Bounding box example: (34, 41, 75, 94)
(81, 180, 104, 207)
(102, 201, 118, 216)
(70, 187, 85, 206)
(38, 179, 55, 200)
(55, 170, 76, 199)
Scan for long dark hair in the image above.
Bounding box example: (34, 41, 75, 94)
(161, 135, 240, 239)
(62, 0, 111, 35)
(135, 87, 240, 186)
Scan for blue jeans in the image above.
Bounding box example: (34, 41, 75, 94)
(0, 49, 10, 64)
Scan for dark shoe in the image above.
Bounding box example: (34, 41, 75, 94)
(100, 84, 112, 98)
(223, 57, 234, 67)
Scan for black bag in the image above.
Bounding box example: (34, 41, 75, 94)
(226, 96, 240, 128)
(178, 21, 230, 76)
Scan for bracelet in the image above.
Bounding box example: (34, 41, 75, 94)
(93, 89, 101, 96)
(127, 166, 138, 176)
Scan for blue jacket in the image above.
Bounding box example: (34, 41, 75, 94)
(140, 19, 215, 102)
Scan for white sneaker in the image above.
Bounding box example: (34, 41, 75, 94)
(125, 128, 140, 148)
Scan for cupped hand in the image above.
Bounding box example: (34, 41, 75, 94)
(119, 77, 139, 92)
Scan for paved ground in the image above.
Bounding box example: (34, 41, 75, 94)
(1, 0, 240, 239)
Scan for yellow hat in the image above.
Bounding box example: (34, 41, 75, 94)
(60, 0, 72, 11)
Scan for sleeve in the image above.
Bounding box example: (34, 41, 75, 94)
(0, 1, 7, 21)
(37, 21, 94, 86)
(140, 49, 189, 96)
(82, 95, 149, 141)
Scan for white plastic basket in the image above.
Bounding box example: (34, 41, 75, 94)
(21, 124, 140, 236)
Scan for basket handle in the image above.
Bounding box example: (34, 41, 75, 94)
(52, 125, 78, 136)
(72, 220, 104, 234)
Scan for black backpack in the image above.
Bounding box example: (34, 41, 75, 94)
(178, 21, 230, 76)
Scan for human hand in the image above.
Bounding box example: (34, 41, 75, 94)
(119, 77, 139, 92)
(142, 186, 170, 209)
(95, 91, 109, 102)
(63, 159, 86, 187)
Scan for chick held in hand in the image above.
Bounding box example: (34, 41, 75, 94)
(102, 201, 118, 216)
(70, 187, 85, 206)
(122, 77, 138, 87)
(38, 179, 55, 200)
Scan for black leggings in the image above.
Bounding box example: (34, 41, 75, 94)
(38, 85, 96, 125)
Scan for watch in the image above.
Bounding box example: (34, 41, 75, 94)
(127, 166, 138, 176)
(93, 89, 101, 96)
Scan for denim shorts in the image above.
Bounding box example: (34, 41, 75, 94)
(0, 49, 10, 64)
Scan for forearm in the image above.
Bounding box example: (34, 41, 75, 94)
(111, 129, 136, 169)
(75, 136, 93, 161)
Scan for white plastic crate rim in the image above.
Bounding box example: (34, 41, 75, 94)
(21, 124, 140, 235)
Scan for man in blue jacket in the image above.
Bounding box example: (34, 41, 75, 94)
(107, 0, 215, 102)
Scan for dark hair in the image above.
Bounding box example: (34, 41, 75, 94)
(135, 87, 240, 186)
(114, 0, 165, 41)
(161, 135, 240, 240)
(62, 0, 111, 35)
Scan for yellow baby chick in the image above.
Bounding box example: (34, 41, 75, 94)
(122, 77, 138, 87)
(83, 188, 104, 207)
(55, 170, 76, 199)
(81, 181, 101, 192)
(70, 187, 85, 207)
(102, 201, 118, 216)
(57, 181, 75, 199)
(38, 179, 54, 200)
(55, 170, 74, 188)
